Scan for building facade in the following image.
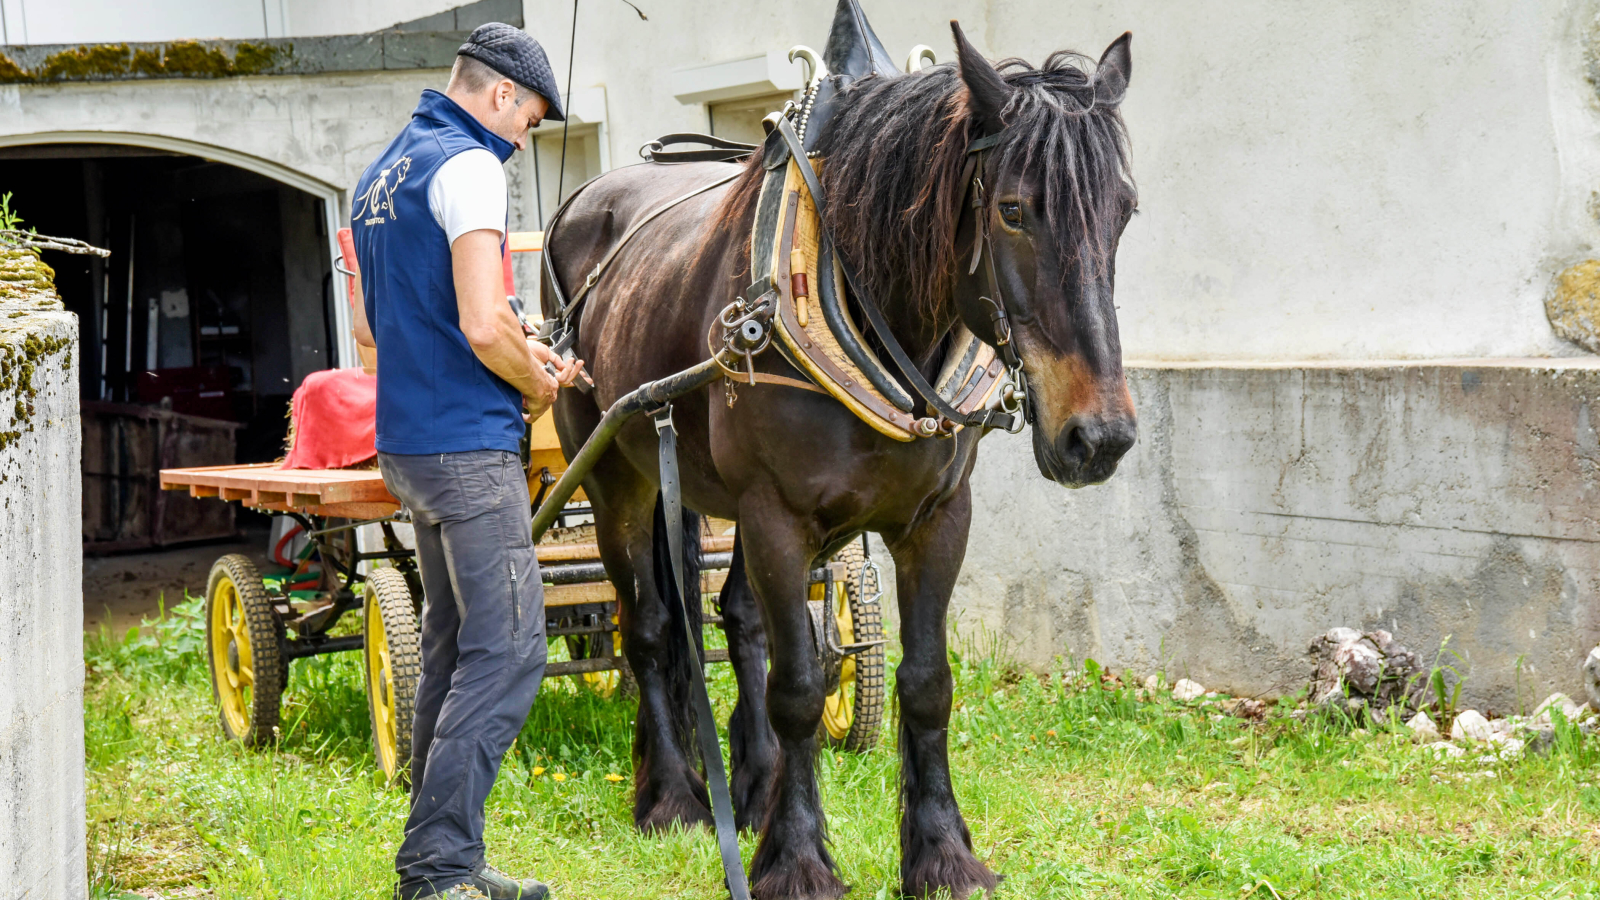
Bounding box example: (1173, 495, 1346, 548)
(4, 0, 1600, 706)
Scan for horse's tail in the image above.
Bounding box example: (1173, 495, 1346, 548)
(651, 492, 704, 765)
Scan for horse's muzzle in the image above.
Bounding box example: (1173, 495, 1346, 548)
(1034, 413, 1137, 487)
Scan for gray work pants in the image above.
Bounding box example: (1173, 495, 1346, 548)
(378, 450, 546, 900)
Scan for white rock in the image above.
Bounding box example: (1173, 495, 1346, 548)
(1450, 709, 1493, 742)
(1487, 735, 1526, 760)
(1532, 692, 1581, 725)
(1583, 647, 1600, 710)
(1489, 718, 1513, 735)
(1144, 674, 1162, 692)
(1172, 679, 1205, 702)
(1406, 711, 1442, 743)
(1429, 742, 1466, 760)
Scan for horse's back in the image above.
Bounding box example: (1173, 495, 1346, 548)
(543, 159, 751, 407)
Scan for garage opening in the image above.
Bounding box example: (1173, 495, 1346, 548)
(1, 143, 339, 552)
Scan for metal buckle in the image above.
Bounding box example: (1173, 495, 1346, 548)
(652, 404, 675, 434)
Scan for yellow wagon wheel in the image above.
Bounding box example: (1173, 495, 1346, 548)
(566, 626, 622, 698)
(819, 539, 886, 752)
(205, 554, 286, 747)
(364, 567, 420, 782)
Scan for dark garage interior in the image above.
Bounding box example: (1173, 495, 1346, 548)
(1, 144, 340, 552)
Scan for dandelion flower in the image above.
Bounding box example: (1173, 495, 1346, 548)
(605, 773, 624, 783)
(553, 773, 568, 783)
(532, 767, 545, 776)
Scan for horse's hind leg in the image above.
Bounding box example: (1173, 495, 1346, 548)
(589, 458, 714, 832)
(887, 484, 998, 899)
(718, 531, 780, 831)
(740, 501, 847, 900)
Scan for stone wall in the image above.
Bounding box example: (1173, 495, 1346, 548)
(951, 361, 1600, 713)
(0, 248, 84, 897)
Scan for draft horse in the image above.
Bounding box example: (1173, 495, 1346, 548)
(542, 22, 1139, 900)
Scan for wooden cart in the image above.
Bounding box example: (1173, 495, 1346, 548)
(161, 413, 884, 779)
(161, 229, 884, 779)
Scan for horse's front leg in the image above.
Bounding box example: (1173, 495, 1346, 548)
(589, 460, 713, 833)
(718, 531, 781, 831)
(740, 495, 847, 900)
(886, 482, 998, 899)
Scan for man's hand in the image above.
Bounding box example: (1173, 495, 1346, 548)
(529, 338, 586, 387)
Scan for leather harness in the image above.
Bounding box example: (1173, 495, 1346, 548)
(540, 123, 1026, 434)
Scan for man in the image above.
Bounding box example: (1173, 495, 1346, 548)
(349, 22, 583, 900)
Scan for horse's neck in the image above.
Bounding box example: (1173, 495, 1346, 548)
(876, 284, 958, 373)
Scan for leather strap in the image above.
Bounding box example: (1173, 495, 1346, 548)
(774, 117, 1016, 432)
(655, 407, 752, 900)
(554, 171, 743, 326)
(642, 133, 760, 164)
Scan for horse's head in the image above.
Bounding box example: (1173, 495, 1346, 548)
(950, 23, 1138, 488)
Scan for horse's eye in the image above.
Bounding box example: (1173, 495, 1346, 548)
(998, 202, 1023, 227)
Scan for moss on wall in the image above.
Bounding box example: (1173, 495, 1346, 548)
(37, 43, 132, 81)
(0, 40, 291, 83)
(1546, 259, 1600, 355)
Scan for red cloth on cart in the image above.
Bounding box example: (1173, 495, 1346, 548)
(282, 368, 378, 469)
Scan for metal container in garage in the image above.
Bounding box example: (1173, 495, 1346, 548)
(82, 401, 241, 553)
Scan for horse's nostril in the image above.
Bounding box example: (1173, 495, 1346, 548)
(1062, 421, 1101, 466)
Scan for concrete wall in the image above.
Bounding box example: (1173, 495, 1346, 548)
(0, 265, 85, 898)
(0, 0, 460, 44)
(954, 361, 1600, 711)
(4, 1, 1598, 359)
(521, 0, 1600, 361)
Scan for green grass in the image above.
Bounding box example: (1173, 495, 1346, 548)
(86, 596, 1600, 899)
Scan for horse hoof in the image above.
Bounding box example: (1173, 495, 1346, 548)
(901, 844, 998, 899)
(634, 790, 714, 834)
(750, 855, 847, 900)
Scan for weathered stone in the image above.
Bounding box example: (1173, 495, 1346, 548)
(1307, 627, 1425, 715)
(1532, 692, 1581, 725)
(1406, 710, 1442, 743)
(1525, 727, 1557, 756)
(0, 249, 83, 897)
(1172, 678, 1205, 702)
(1547, 261, 1600, 354)
(1429, 742, 1466, 760)
(1582, 647, 1600, 710)
(1143, 674, 1162, 692)
(1451, 709, 1493, 742)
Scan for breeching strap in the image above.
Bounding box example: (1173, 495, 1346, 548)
(654, 405, 752, 900)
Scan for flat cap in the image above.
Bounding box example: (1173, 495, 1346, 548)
(458, 22, 565, 121)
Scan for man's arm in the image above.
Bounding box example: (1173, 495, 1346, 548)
(453, 229, 570, 419)
(350, 270, 375, 349)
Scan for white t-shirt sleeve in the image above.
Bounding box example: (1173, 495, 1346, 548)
(427, 148, 508, 246)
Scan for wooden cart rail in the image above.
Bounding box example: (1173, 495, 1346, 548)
(158, 462, 737, 605)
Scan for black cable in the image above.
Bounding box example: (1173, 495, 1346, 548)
(555, 0, 578, 206)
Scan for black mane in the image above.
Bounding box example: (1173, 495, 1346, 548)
(716, 48, 1133, 326)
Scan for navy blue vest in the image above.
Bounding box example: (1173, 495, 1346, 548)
(352, 89, 520, 455)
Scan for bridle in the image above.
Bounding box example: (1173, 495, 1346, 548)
(957, 129, 1032, 433)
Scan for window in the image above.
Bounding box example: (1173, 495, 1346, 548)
(708, 91, 796, 146)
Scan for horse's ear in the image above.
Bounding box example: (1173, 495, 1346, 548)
(1094, 32, 1132, 108)
(950, 20, 1011, 130)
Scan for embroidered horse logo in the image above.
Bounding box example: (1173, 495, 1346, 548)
(355, 156, 412, 225)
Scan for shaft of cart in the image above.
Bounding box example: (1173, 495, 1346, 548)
(529, 358, 722, 541)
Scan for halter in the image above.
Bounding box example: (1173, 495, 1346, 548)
(959, 129, 1032, 432)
